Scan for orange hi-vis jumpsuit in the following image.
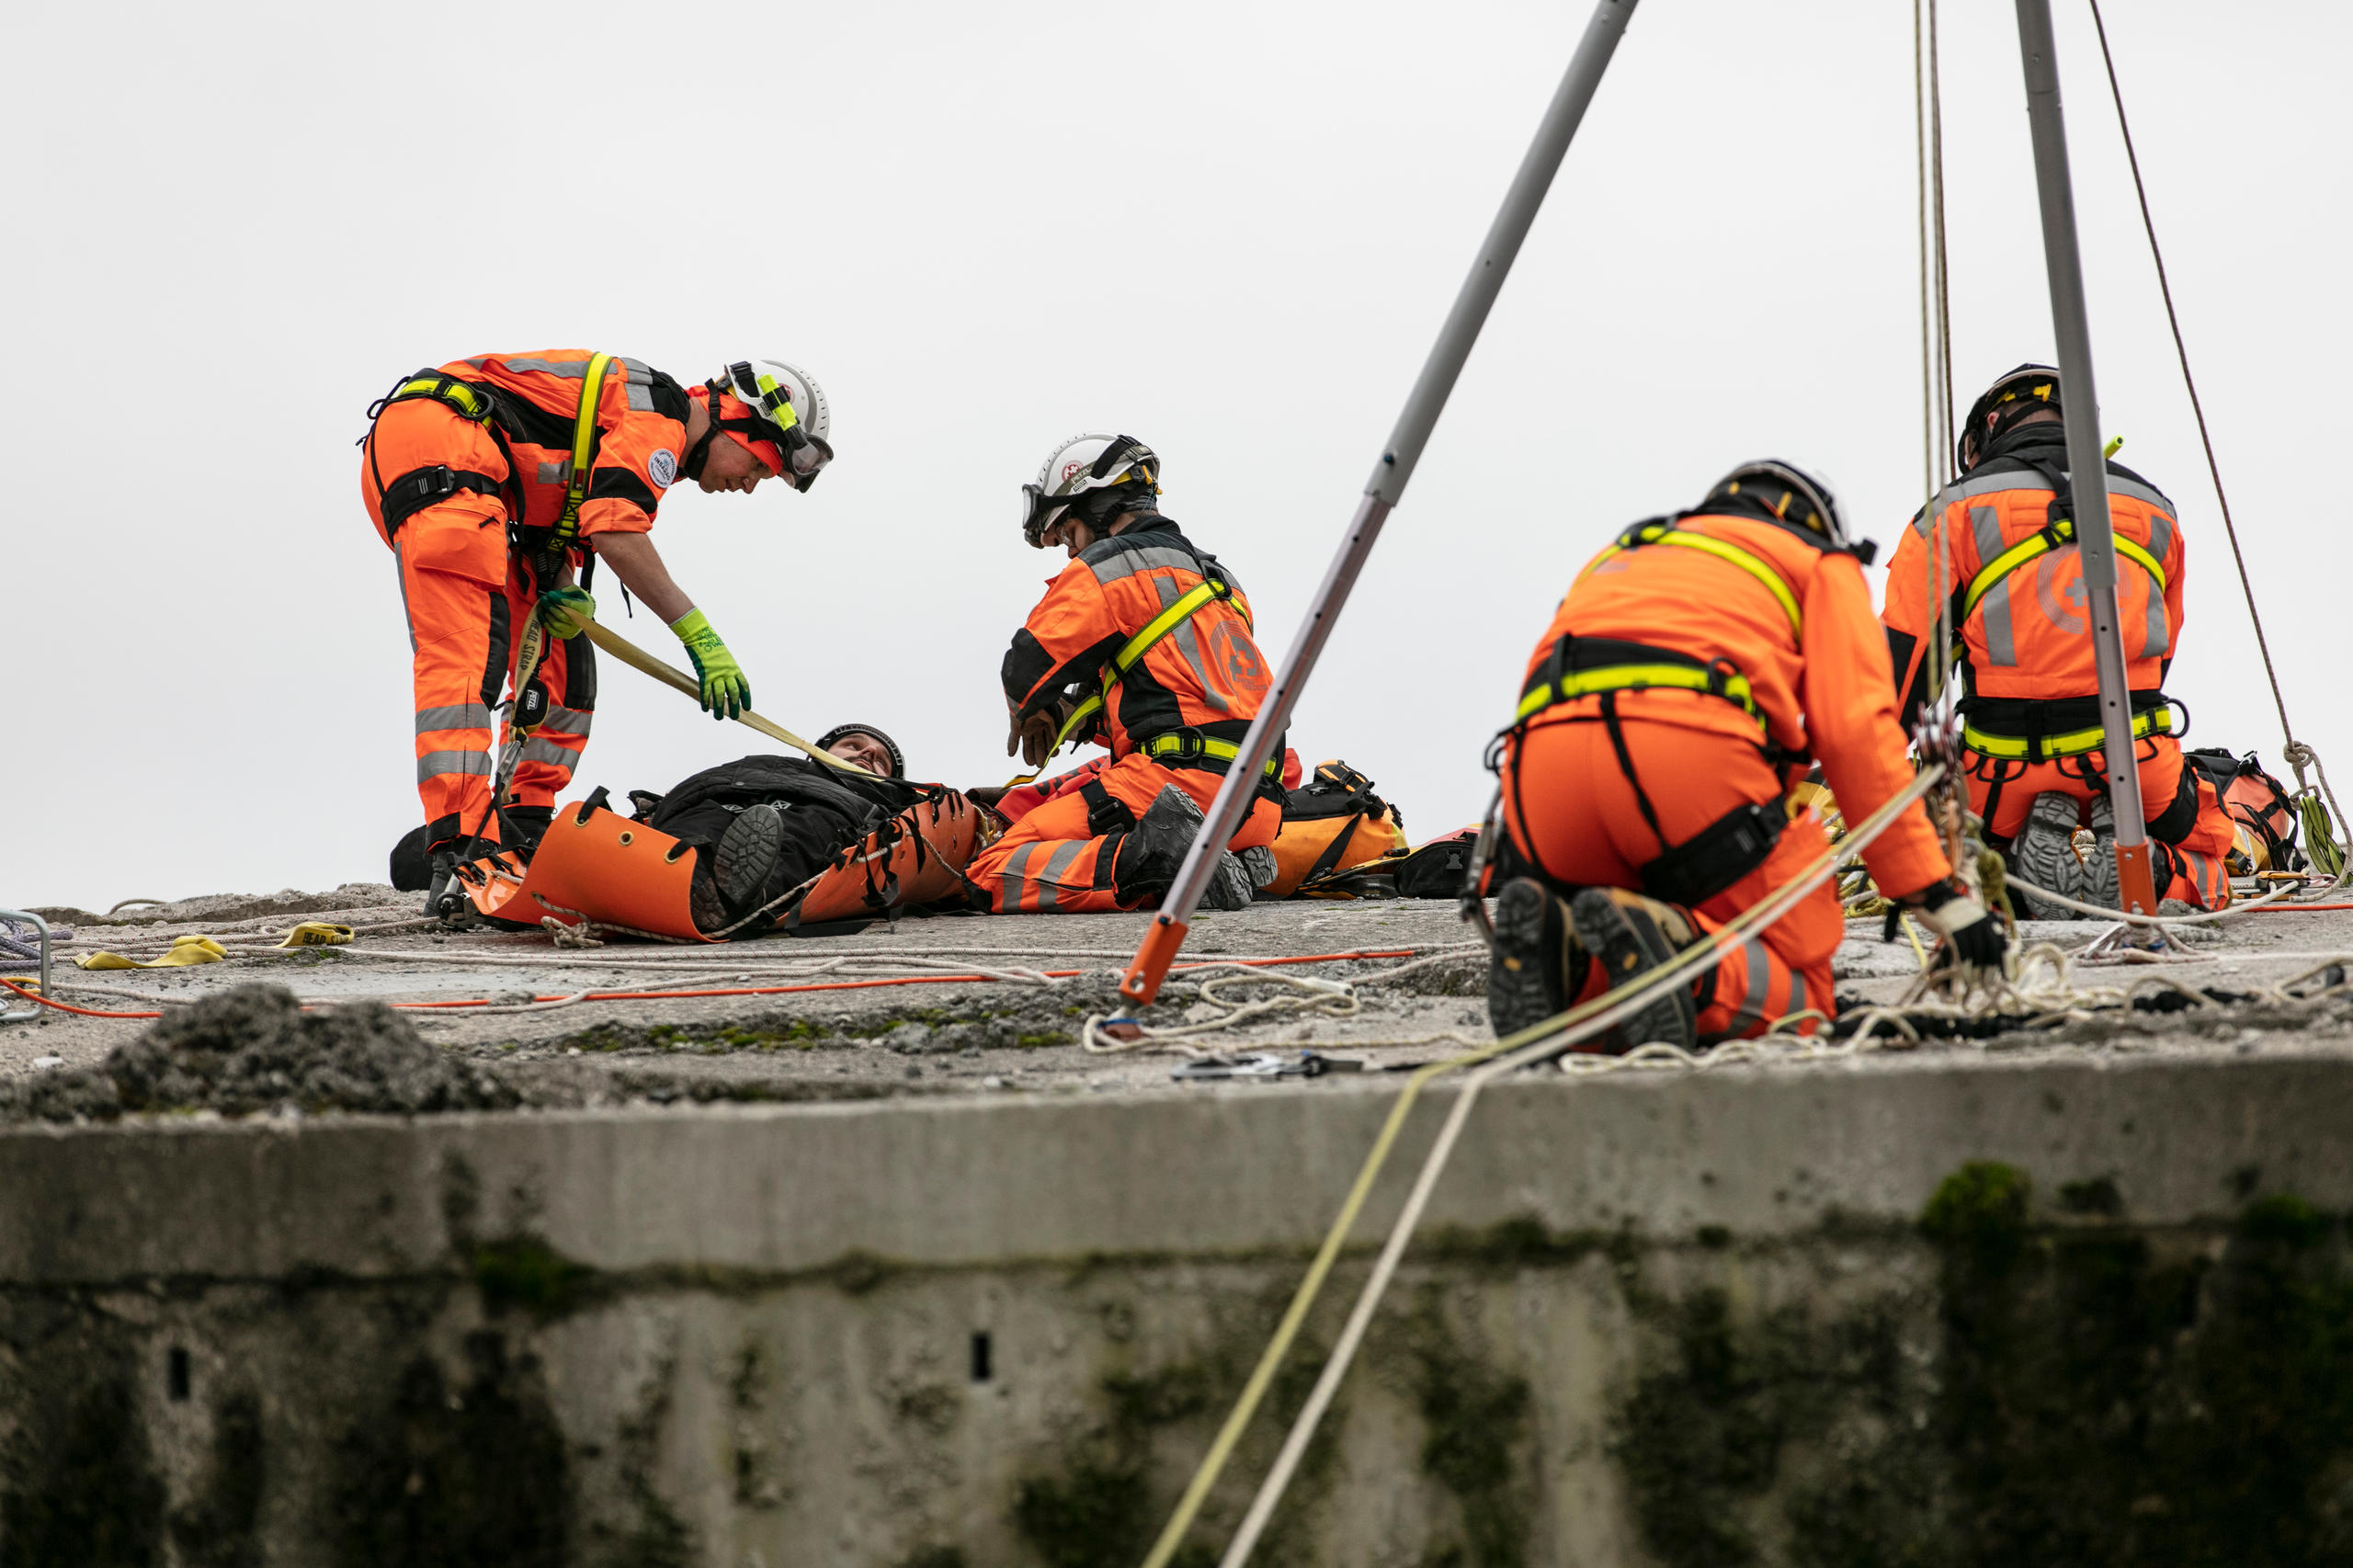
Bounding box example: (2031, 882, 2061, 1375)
(1881, 423, 2235, 908)
(359, 351, 695, 847)
(1499, 506, 1952, 1041)
(971, 517, 1285, 913)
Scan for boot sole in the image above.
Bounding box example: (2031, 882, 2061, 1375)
(1569, 888, 1695, 1052)
(717, 804, 785, 911)
(1486, 880, 1563, 1038)
(2012, 792, 2086, 919)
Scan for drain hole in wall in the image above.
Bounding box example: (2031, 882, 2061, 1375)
(970, 1332, 992, 1383)
(167, 1346, 190, 1403)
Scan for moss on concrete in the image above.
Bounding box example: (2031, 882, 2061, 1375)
(0, 1334, 166, 1568)
(171, 1389, 266, 1568)
(331, 1334, 570, 1568)
(472, 1235, 599, 1321)
(1403, 1291, 1535, 1568)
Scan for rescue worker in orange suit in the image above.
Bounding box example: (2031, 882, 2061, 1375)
(1486, 461, 2007, 1050)
(1881, 364, 2236, 915)
(362, 354, 833, 913)
(969, 435, 1285, 914)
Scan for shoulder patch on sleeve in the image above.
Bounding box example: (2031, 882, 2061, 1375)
(648, 449, 676, 489)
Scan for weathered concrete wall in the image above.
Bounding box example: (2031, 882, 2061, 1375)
(5, 1053, 2352, 1565)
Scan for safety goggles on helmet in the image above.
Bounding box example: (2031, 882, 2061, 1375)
(1958, 363, 2060, 472)
(1020, 433, 1160, 547)
(1702, 460, 1853, 551)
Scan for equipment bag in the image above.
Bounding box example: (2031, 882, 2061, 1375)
(2183, 747, 2303, 874)
(1264, 760, 1410, 899)
(1385, 827, 1483, 899)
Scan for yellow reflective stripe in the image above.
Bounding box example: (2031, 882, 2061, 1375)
(1578, 528, 1801, 639)
(395, 377, 491, 419)
(1515, 663, 1763, 732)
(1961, 705, 2176, 760)
(555, 353, 614, 541)
(1961, 519, 2170, 622)
(1143, 733, 1283, 776)
(1033, 577, 1233, 764)
(1112, 580, 1223, 676)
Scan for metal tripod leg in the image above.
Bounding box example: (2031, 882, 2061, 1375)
(1118, 0, 1643, 1007)
(2013, 0, 2159, 915)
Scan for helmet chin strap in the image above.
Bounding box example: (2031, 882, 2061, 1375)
(681, 381, 726, 481)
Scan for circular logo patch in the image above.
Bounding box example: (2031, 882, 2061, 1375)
(648, 449, 677, 488)
(1206, 620, 1270, 697)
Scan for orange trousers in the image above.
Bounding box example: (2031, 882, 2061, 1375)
(364, 400, 592, 845)
(1963, 735, 2235, 909)
(1501, 719, 1832, 1042)
(383, 504, 593, 843)
(970, 753, 1281, 913)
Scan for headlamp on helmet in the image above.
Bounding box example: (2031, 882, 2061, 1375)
(688, 358, 833, 491)
(1958, 363, 2060, 472)
(1019, 432, 1161, 547)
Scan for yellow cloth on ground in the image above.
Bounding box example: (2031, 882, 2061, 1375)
(275, 922, 354, 949)
(76, 935, 228, 970)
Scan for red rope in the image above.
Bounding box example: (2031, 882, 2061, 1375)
(0, 981, 162, 1019)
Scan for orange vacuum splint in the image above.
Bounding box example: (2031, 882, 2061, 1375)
(448, 790, 991, 940)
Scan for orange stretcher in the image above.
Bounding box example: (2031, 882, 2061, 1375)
(449, 790, 991, 941)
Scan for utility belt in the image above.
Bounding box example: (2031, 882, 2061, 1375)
(1507, 634, 1787, 907)
(1140, 728, 1287, 787)
(1961, 690, 2179, 762)
(363, 357, 614, 592)
(1517, 634, 1768, 737)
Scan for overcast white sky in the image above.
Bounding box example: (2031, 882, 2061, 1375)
(6, 1, 2346, 912)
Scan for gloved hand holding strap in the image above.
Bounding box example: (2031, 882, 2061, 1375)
(669, 608, 752, 721)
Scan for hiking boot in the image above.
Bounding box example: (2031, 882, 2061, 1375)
(1485, 877, 1589, 1038)
(2008, 791, 2086, 920)
(1569, 886, 1697, 1052)
(502, 804, 555, 857)
(1236, 844, 1279, 891)
(1202, 851, 1257, 910)
(716, 803, 785, 915)
(1113, 786, 1205, 903)
(2082, 795, 2121, 910)
(423, 846, 462, 918)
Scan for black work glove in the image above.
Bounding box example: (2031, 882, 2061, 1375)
(1907, 879, 2009, 969)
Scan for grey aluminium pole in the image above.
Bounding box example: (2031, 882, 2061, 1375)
(1118, 0, 1641, 1006)
(2012, 0, 2160, 915)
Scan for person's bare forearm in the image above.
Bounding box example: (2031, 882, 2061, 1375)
(589, 531, 694, 624)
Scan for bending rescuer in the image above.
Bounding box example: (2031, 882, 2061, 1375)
(1881, 364, 2237, 915)
(969, 435, 1285, 914)
(359, 352, 832, 911)
(1484, 461, 2008, 1050)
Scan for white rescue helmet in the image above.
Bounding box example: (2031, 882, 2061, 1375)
(1020, 433, 1161, 547)
(717, 358, 834, 490)
(1700, 460, 1858, 553)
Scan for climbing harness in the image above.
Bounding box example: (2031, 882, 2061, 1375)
(1960, 699, 2179, 763)
(1582, 517, 1803, 637)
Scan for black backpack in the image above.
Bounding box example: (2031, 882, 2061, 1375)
(627, 755, 924, 929)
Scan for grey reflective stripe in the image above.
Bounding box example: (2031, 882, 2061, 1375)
(417, 750, 493, 782)
(538, 460, 572, 485)
(2103, 474, 2177, 513)
(415, 704, 494, 733)
(394, 542, 416, 654)
(2143, 506, 2175, 566)
(519, 737, 579, 769)
(1033, 841, 1088, 912)
(1908, 505, 1934, 540)
(497, 357, 595, 379)
(1970, 506, 2018, 666)
(1001, 842, 1043, 910)
(1732, 937, 1772, 1035)
(1786, 969, 1807, 1026)
(619, 357, 652, 381)
(1085, 544, 1209, 585)
(538, 705, 593, 736)
(1166, 605, 1231, 713)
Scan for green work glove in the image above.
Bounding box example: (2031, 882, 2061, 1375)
(669, 608, 751, 721)
(537, 585, 597, 640)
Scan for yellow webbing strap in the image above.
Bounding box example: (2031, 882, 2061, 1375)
(1962, 702, 2177, 761)
(1142, 733, 1285, 778)
(554, 351, 615, 545)
(1041, 577, 1232, 756)
(582, 620, 879, 777)
(1960, 517, 2168, 621)
(1515, 661, 1766, 734)
(1587, 525, 1802, 640)
(392, 374, 494, 420)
